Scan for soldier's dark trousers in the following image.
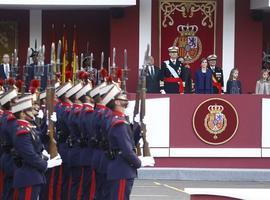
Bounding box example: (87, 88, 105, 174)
(94, 172, 108, 200)
(61, 164, 70, 200)
(3, 176, 14, 200)
(18, 184, 41, 200)
(69, 166, 83, 200)
(40, 167, 60, 200)
(81, 166, 93, 200)
(109, 179, 134, 200)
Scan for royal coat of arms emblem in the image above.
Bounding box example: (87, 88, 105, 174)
(193, 98, 238, 145)
(174, 24, 202, 63)
(204, 104, 227, 139)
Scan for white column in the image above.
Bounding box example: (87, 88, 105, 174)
(29, 9, 42, 49)
(222, 0, 235, 91)
(139, 0, 152, 68)
(261, 99, 270, 157)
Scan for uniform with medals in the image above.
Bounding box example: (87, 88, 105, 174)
(207, 54, 224, 94)
(160, 46, 186, 94)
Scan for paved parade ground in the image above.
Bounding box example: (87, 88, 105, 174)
(131, 180, 270, 200)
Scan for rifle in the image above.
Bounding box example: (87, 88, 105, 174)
(34, 45, 45, 106)
(98, 52, 106, 84)
(121, 49, 128, 92)
(10, 49, 18, 79)
(22, 48, 32, 95)
(133, 70, 142, 156)
(110, 48, 117, 81)
(140, 44, 151, 157)
(46, 42, 58, 158)
(56, 40, 62, 84)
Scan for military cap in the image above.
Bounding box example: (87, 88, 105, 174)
(102, 84, 122, 105)
(66, 82, 84, 98)
(76, 83, 92, 99)
(56, 82, 73, 97)
(207, 54, 217, 61)
(11, 99, 32, 114)
(0, 89, 18, 106)
(168, 46, 179, 53)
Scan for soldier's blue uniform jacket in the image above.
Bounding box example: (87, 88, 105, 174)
(54, 100, 72, 200)
(13, 119, 47, 188)
(55, 101, 72, 164)
(107, 111, 141, 200)
(0, 110, 17, 199)
(79, 103, 95, 200)
(0, 110, 17, 177)
(91, 104, 112, 173)
(79, 103, 95, 167)
(91, 104, 112, 200)
(107, 111, 141, 180)
(67, 103, 83, 167)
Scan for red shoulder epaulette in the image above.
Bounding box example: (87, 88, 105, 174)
(112, 120, 127, 127)
(7, 114, 16, 121)
(16, 129, 29, 136)
(85, 109, 94, 113)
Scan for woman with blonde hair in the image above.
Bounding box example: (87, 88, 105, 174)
(255, 69, 270, 94)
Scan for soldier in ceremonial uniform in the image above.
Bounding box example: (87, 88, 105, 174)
(207, 54, 224, 94)
(65, 82, 85, 200)
(160, 46, 188, 94)
(77, 83, 95, 200)
(103, 85, 154, 200)
(11, 99, 62, 200)
(54, 82, 73, 199)
(89, 82, 114, 200)
(0, 89, 18, 199)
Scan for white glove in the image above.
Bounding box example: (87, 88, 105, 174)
(36, 110, 44, 119)
(50, 112, 57, 122)
(42, 149, 50, 160)
(134, 114, 140, 123)
(139, 156, 155, 167)
(160, 90, 166, 94)
(47, 154, 62, 168)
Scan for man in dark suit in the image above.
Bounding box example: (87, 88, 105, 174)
(207, 54, 224, 94)
(146, 56, 161, 93)
(0, 54, 10, 80)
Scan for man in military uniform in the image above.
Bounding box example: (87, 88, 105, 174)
(11, 98, 62, 200)
(65, 82, 85, 200)
(89, 82, 115, 200)
(77, 83, 95, 200)
(54, 82, 73, 199)
(160, 46, 187, 94)
(103, 84, 155, 199)
(207, 54, 224, 94)
(0, 89, 18, 199)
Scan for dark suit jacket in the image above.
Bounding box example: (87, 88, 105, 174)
(0, 64, 8, 80)
(146, 65, 161, 93)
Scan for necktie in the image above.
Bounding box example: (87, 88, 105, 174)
(5, 64, 9, 78)
(151, 66, 155, 76)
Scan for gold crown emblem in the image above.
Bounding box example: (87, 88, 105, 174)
(208, 104, 224, 113)
(177, 24, 198, 36)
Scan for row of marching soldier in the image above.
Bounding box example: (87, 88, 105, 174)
(0, 42, 155, 200)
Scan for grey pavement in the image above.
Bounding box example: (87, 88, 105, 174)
(131, 179, 270, 200)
